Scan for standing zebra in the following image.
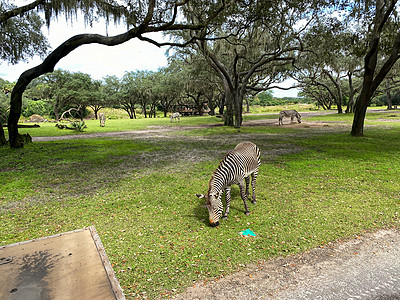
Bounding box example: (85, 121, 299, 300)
(99, 112, 106, 127)
(170, 112, 181, 123)
(278, 110, 301, 125)
(196, 141, 261, 227)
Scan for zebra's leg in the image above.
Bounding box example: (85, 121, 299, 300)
(251, 170, 258, 204)
(239, 180, 250, 215)
(222, 186, 231, 219)
(245, 176, 250, 198)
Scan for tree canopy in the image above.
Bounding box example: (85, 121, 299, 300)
(0, 1, 48, 63)
(4, 0, 229, 148)
(2, 0, 400, 147)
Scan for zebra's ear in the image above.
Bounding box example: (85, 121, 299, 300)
(196, 194, 205, 199)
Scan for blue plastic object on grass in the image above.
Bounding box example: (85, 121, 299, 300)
(240, 229, 256, 237)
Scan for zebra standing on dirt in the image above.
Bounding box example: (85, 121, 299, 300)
(196, 141, 261, 227)
(170, 112, 181, 123)
(278, 110, 301, 125)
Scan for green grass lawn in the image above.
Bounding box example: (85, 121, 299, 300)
(1, 109, 400, 299)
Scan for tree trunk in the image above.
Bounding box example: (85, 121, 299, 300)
(224, 90, 234, 126)
(351, 0, 400, 136)
(0, 120, 7, 146)
(208, 98, 215, 116)
(125, 109, 134, 119)
(386, 78, 393, 110)
(335, 77, 343, 114)
(351, 68, 374, 136)
(233, 93, 243, 128)
(346, 94, 356, 113)
(54, 105, 61, 121)
(345, 72, 357, 113)
(336, 91, 343, 113)
(196, 93, 203, 116)
(8, 74, 29, 148)
(162, 96, 168, 117)
(79, 106, 85, 121)
(245, 97, 250, 113)
(351, 95, 368, 136)
(91, 105, 102, 119)
(142, 105, 147, 118)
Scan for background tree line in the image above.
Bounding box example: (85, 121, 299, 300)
(2, 0, 400, 147)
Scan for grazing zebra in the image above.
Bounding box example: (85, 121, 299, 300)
(278, 110, 301, 125)
(99, 112, 105, 127)
(170, 112, 181, 123)
(196, 141, 261, 227)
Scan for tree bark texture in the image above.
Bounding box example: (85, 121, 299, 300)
(0, 120, 7, 146)
(385, 78, 393, 110)
(0, 0, 44, 24)
(345, 72, 358, 113)
(224, 89, 234, 126)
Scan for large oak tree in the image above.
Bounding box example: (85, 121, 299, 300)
(3, 0, 228, 148)
(351, 0, 400, 136)
(177, 0, 321, 128)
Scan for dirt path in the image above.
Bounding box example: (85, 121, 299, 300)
(32, 110, 343, 142)
(174, 228, 400, 299)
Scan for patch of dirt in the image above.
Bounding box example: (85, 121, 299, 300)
(32, 112, 344, 143)
(244, 118, 346, 129)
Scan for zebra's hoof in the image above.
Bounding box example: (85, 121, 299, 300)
(252, 200, 257, 204)
(245, 211, 250, 216)
(222, 215, 228, 220)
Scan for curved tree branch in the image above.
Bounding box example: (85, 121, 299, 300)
(0, 0, 45, 24)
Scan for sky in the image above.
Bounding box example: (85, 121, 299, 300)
(0, 2, 298, 98)
(0, 10, 169, 81)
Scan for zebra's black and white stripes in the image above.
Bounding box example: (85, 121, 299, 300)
(170, 112, 181, 123)
(278, 110, 301, 125)
(196, 142, 261, 227)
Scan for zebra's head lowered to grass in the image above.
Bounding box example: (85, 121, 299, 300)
(196, 141, 261, 228)
(278, 110, 302, 125)
(196, 190, 223, 227)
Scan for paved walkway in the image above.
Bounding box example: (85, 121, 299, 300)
(174, 229, 400, 299)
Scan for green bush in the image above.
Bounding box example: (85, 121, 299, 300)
(22, 99, 51, 117)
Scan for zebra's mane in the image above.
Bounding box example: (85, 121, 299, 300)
(208, 150, 233, 195)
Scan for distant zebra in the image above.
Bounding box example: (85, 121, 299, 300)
(196, 141, 261, 227)
(170, 112, 181, 123)
(99, 112, 105, 127)
(278, 110, 301, 125)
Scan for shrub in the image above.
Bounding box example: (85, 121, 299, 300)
(69, 121, 87, 131)
(22, 99, 51, 117)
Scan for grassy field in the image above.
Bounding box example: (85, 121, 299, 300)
(1, 108, 400, 299)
